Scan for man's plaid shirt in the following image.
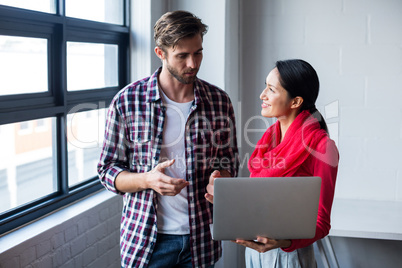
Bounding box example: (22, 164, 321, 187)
(98, 68, 239, 268)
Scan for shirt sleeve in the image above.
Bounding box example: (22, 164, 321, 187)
(97, 98, 129, 195)
(282, 138, 339, 252)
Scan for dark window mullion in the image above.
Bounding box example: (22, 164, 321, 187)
(0, 5, 63, 25)
(0, 96, 55, 113)
(119, 35, 130, 89)
(57, 114, 69, 195)
(66, 87, 120, 103)
(57, 0, 65, 17)
(51, 23, 67, 107)
(124, 0, 130, 27)
(0, 106, 65, 125)
(57, 0, 69, 194)
(66, 17, 129, 34)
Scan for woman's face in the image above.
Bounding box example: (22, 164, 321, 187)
(260, 68, 293, 118)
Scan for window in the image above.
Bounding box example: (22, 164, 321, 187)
(67, 108, 106, 187)
(0, 1, 129, 234)
(0, 36, 48, 96)
(66, 0, 124, 25)
(67, 42, 118, 91)
(0, 118, 57, 215)
(0, 0, 56, 14)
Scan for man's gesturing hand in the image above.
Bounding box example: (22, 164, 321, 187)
(146, 159, 189, 196)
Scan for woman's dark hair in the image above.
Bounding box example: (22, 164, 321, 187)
(275, 59, 328, 133)
(154, 10, 208, 52)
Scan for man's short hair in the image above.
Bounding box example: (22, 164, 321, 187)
(154, 10, 208, 51)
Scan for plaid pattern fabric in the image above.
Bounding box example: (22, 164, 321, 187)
(98, 68, 239, 268)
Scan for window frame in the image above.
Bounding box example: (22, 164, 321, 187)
(0, 1, 129, 235)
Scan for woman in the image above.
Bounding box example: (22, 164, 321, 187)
(206, 59, 339, 267)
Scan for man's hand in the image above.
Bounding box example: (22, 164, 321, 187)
(146, 159, 189, 196)
(205, 170, 221, 203)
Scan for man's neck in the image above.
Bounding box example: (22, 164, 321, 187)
(158, 68, 195, 103)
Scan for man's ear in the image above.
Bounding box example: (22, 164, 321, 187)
(291, 96, 304, 109)
(154, 46, 165, 60)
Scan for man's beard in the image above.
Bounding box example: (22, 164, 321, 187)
(166, 61, 198, 85)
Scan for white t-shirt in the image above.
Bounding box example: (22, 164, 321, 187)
(157, 90, 193, 234)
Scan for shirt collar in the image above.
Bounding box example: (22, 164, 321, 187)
(193, 78, 210, 106)
(145, 67, 162, 103)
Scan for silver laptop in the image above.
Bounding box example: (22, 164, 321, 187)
(212, 176, 321, 240)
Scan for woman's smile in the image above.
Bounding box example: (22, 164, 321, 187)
(261, 102, 270, 108)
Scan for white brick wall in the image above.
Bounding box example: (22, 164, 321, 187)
(0, 191, 122, 268)
(306, 14, 366, 45)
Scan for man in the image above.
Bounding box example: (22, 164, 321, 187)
(98, 10, 239, 268)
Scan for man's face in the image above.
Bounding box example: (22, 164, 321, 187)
(162, 34, 203, 84)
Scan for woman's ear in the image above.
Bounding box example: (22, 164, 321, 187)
(291, 97, 304, 109)
(154, 46, 165, 61)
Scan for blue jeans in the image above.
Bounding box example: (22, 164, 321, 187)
(147, 234, 192, 268)
(147, 234, 214, 268)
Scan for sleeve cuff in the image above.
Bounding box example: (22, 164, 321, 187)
(105, 166, 128, 195)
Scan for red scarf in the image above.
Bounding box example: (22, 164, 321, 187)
(248, 110, 328, 177)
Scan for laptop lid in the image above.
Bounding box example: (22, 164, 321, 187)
(212, 176, 321, 241)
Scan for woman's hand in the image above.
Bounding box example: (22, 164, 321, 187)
(204, 170, 221, 204)
(234, 236, 292, 253)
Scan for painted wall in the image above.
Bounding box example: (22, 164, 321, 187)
(168, 0, 226, 89)
(240, 0, 402, 267)
(240, 0, 402, 202)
